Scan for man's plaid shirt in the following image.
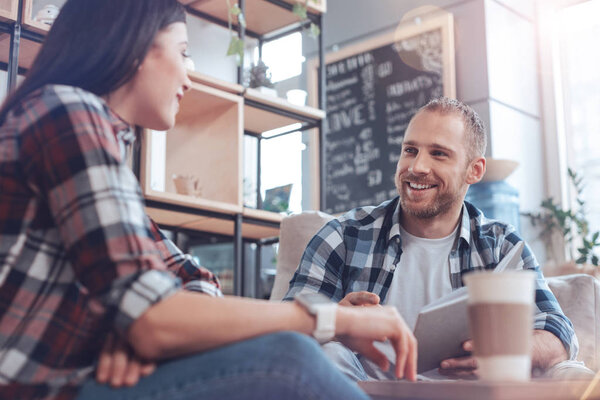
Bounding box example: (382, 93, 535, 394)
(284, 197, 578, 360)
(0, 85, 222, 399)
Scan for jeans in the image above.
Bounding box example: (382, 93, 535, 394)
(76, 332, 370, 400)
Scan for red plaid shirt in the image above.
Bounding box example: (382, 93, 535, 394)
(0, 85, 221, 399)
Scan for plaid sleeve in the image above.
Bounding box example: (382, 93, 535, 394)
(503, 233, 579, 360)
(148, 218, 222, 297)
(283, 219, 348, 302)
(21, 87, 180, 336)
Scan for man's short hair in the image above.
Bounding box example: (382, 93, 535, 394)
(417, 97, 487, 160)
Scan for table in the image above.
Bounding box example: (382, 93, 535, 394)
(359, 379, 600, 400)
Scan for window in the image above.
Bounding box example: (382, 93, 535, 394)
(253, 32, 305, 83)
(553, 0, 600, 233)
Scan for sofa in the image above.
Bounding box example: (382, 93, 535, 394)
(270, 211, 600, 371)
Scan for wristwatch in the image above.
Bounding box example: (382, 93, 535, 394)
(294, 292, 337, 343)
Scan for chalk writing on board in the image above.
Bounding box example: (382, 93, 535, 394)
(324, 29, 447, 214)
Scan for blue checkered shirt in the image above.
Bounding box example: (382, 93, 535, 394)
(284, 197, 578, 359)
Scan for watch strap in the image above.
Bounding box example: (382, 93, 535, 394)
(312, 303, 337, 343)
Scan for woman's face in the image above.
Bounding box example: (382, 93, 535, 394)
(128, 22, 192, 130)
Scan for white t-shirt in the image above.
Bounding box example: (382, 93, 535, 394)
(373, 223, 458, 372)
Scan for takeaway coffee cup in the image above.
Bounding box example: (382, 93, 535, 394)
(464, 270, 535, 381)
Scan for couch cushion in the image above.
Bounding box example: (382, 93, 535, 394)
(269, 211, 334, 301)
(547, 274, 600, 371)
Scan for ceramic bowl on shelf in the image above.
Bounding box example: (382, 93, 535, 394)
(481, 158, 519, 182)
(34, 5, 60, 26)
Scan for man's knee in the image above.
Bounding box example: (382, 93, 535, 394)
(321, 341, 368, 381)
(544, 360, 596, 380)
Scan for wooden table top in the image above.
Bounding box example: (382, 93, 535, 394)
(359, 378, 600, 400)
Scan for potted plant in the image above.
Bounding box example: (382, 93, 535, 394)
(523, 168, 600, 277)
(246, 60, 277, 96)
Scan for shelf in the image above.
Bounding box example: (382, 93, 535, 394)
(0, 0, 17, 23)
(244, 87, 325, 134)
(140, 81, 243, 208)
(243, 207, 284, 223)
(22, 0, 66, 35)
(146, 206, 281, 240)
(188, 70, 243, 94)
(185, 0, 325, 37)
(145, 191, 242, 215)
(0, 34, 41, 70)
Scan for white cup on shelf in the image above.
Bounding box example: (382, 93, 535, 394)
(286, 89, 307, 106)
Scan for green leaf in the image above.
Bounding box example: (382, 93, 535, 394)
(293, 2, 307, 19)
(238, 13, 246, 29)
(230, 3, 241, 16)
(309, 22, 320, 38)
(226, 36, 244, 65)
(575, 256, 588, 264)
(593, 231, 599, 242)
(592, 255, 599, 266)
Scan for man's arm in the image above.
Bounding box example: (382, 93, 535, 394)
(532, 329, 568, 370)
(283, 220, 348, 302)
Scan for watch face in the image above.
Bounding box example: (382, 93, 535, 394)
(295, 292, 333, 305)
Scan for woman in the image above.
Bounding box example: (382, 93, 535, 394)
(0, 1, 416, 399)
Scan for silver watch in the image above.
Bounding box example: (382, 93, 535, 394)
(294, 292, 337, 343)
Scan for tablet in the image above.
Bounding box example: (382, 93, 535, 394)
(413, 287, 470, 373)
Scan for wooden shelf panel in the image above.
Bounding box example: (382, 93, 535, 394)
(188, 70, 243, 94)
(0, 34, 41, 70)
(147, 206, 280, 240)
(141, 81, 243, 208)
(0, 0, 17, 22)
(186, 0, 324, 36)
(145, 190, 242, 215)
(244, 88, 325, 133)
(243, 207, 284, 223)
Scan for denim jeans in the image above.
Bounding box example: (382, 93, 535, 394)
(76, 332, 370, 400)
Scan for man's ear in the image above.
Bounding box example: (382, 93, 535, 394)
(466, 156, 486, 184)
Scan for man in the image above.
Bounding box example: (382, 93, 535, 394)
(284, 97, 583, 381)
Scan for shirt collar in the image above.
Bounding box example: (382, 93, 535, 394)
(104, 103, 135, 145)
(388, 199, 472, 250)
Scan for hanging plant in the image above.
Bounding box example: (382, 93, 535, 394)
(292, 1, 320, 38)
(225, 0, 245, 65)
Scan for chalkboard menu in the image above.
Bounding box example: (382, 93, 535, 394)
(321, 15, 455, 214)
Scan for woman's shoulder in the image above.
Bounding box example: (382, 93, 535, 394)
(22, 84, 108, 115)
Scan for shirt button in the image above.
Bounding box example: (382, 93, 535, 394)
(395, 237, 400, 243)
(390, 264, 397, 271)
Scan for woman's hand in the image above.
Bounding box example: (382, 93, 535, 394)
(335, 304, 418, 381)
(96, 333, 156, 387)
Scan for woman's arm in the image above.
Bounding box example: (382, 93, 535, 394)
(128, 291, 418, 381)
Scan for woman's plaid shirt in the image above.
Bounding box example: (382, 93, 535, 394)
(0, 85, 221, 399)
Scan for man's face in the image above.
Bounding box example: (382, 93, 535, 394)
(395, 110, 471, 219)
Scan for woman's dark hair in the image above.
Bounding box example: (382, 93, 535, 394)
(0, 0, 185, 123)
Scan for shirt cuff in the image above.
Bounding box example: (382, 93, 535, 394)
(113, 270, 181, 336)
(184, 279, 224, 297)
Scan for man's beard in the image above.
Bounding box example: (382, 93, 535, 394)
(398, 173, 464, 219)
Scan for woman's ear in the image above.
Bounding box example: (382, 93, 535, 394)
(466, 156, 486, 184)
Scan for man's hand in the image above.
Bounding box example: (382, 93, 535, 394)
(438, 340, 478, 379)
(339, 291, 380, 307)
(96, 334, 156, 387)
(336, 305, 417, 381)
